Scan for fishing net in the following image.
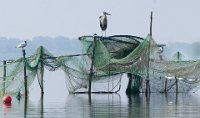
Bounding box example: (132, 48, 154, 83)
(80, 34, 200, 93)
(0, 47, 43, 94)
(0, 34, 200, 94)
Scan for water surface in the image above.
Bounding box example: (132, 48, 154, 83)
(1, 71, 200, 118)
(1, 93, 200, 118)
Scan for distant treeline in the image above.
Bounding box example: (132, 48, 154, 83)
(0, 36, 199, 61)
(0, 36, 81, 60)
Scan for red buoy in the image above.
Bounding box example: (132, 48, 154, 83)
(2, 95, 12, 103)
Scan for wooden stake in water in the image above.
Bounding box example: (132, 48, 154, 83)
(164, 78, 168, 93)
(146, 11, 153, 94)
(88, 34, 96, 93)
(3, 60, 6, 94)
(175, 52, 180, 93)
(23, 49, 28, 97)
(175, 76, 178, 93)
(40, 46, 44, 94)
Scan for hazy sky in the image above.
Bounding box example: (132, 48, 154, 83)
(0, 0, 200, 43)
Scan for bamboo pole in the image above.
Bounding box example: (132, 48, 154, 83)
(146, 11, 153, 94)
(88, 34, 96, 93)
(150, 11, 153, 36)
(41, 53, 90, 60)
(175, 76, 178, 93)
(164, 78, 168, 93)
(3, 60, 6, 94)
(126, 73, 133, 94)
(40, 46, 44, 94)
(175, 52, 180, 93)
(23, 49, 28, 97)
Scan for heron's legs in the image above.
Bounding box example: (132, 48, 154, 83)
(101, 31, 107, 38)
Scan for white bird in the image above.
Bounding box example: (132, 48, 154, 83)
(17, 41, 27, 49)
(99, 12, 111, 37)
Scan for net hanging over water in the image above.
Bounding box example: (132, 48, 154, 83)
(80, 34, 200, 93)
(0, 34, 200, 94)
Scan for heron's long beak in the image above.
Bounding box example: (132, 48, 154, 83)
(105, 12, 111, 16)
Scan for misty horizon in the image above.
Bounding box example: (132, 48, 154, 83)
(0, 36, 200, 61)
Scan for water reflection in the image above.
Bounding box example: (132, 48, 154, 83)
(1, 93, 200, 117)
(91, 94, 122, 118)
(2, 103, 12, 113)
(39, 95, 44, 118)
(24, 97, 28, 118)
(2, 103, 11, 118)
(65, 94, 122, 118)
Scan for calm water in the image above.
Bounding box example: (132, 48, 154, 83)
(1, 93, 200, 118)
(1, 70, 200, 118)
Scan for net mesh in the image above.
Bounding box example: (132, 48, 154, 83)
(0, 34, 200, 94)
(80, 34, 200, 93)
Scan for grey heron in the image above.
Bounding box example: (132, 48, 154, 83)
(99, 12, 111, 37)
(17, 41, 27, 49)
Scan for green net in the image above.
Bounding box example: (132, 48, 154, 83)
(0, 47, 43, 94)
(0, 34, 200, 94)
(80, 34, 200, 93)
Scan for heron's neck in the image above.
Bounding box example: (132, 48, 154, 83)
(102, 15, 107, 18)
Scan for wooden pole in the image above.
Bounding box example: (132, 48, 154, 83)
(126, 73, 133, 94)
(175, 52, 180, 93)
(150, 11, 153, 36)
(40, 46, 44, 94)
(164, 78, 168, 93)
(23, 49, 28, 97)
(175, 76, 178, 93)
(146, 11, 153, 94)
(88, 34, 96, 93)
(3, 60, 6, 94)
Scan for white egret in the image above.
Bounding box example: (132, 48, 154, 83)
(17, 41, 27, 49)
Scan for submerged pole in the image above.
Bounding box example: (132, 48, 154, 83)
(3, 60, 6, 94)
(88, 34, 96, 93)
(23, 49, 28, 97)
(146, 11, 153, 94)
